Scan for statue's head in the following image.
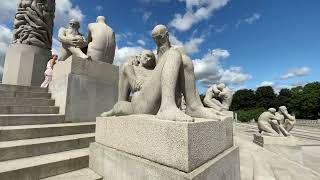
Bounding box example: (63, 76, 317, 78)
(268, 108, 276, 114)
(279, 106, 288, 114)
(69, 19, 80, 29)
(140, 50, 156, 69)
(52, 54, 58, 60)
(96, 16, 106, 23)
(152, 25, 169, 46)
(217, 83, 226, 91)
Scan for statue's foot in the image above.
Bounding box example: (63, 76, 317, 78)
(186, 107, 222, 121)
(156, 106, 194, 122)
(100, 110, 114, 117)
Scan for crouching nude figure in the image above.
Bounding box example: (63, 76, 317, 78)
(204, 83, 232, 111)
(101, 25, 223, 122)
(258, 108, 290, 136)
(276, 106, 296, 133)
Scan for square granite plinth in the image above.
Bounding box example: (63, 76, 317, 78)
(49, 56, 119, 122)
(253, 133, 298, 147)
(2, 44, 51, 86)
(89, 142, 240, 180)
(95, 115, 234, 173)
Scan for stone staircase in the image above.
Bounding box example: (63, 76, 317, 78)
(0, 84, 100, 180)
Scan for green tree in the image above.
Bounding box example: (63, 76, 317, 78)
(255, 86, 276, 109)
(275, 88, 292, 108)
(230, 89, 256, 111)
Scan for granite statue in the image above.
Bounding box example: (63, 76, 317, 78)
(58, 19, 89, 61)
(101, 25, 223, 122)
(203, 83, 233, 111)
(258, 108, 290, 137)
(13, 0, 56, 49)
(87, 16, 116, 63)
(276, 106, 296, 132)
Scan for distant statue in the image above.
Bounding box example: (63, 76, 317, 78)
(276, 106, 296, 133)
(258, 108, 290, 136)
(41, 54, 58, 88)
(101, 25, 223, 122)
(203, 83, 233, 111)
(58, 19, 89, 61)
(13, 0, 56, 49)
(87, 16, 116, 63)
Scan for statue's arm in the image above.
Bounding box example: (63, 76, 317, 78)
(58, 28, 71, 45)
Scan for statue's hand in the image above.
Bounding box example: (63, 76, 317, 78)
(133, 79, 144, 91)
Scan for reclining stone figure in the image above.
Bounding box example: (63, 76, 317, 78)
(203, 83, 232, 111)
(101, 25, 223, 122)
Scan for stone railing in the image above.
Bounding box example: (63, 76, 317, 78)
(296, 119, 320, 127)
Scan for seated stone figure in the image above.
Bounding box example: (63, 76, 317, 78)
(58, 19, 89, 61)
(276, 106, 296, 133)
(258, 108, 290, 136)
(101, 25, 223, 122)
(204, 83, 232, 111)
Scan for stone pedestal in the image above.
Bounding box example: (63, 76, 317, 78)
(49, 56, 119, 122)
(2, 44, 51, 86)
(253, 134, 302, 163)
(89, 115, 241, 180)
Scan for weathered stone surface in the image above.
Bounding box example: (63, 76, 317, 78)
(2, 44, 51, 86)
(253, 133, 298, 147)
(95, 115, 233, 172)
(89, 142, 240, 180)
(49, 56, 118, 122)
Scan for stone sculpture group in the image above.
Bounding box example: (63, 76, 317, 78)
(101, 25, 224, 122)
(203, 83, 233, 111)
(257, 106, 296, 137)
(58, 16, 116, 63)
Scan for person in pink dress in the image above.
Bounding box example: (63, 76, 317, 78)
(40, 54, 58, 88)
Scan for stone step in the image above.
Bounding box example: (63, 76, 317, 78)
(0, 105, 59, 114)
(0, 114, 65, 126)
(0, 122, 95, 141)
(0, 84, 47, 93)
(0, 148, 89, 180)
(0, 90, 51, 99)
(0, 133, 94, 162)
(0, 97, 55, 106)
(42, 168, 102, 180)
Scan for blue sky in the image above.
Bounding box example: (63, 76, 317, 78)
(0, 0, 319, 94)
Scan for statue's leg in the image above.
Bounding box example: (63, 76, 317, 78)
(179, 55, 222, 120)
(259, 122, 280, 136)
(101, 101, 134, 117)
(284, 119, 295, 132)
(270, 120, 281, 135)
(68, 47, 89, 59)
(117, 65, 135, 101)
(203, 98, 223, 111)
(58, 47, 71, 61)
(279, 125, 290, 136)
(156, 50, 193, 122)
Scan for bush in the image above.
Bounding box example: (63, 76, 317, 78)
(236, 108, 265, 122)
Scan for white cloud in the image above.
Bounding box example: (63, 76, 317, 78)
(193, 49, 251, 87)
(0, 0, 19, 23)
(169, 34, 205, 55)
(169, 0, 230, 31)
(0, 24, 13, 77)
(95, 5, 103, 11)
(137, 39, 146, 46)
(237, 13, 261, 27)
(113, 46, 145, 66)
(55, 0, 85, 27)
(257, 81, 275, 87)
(143, 12, 152, 22)
(280, 67, 311, 79)
(140, 0, 171, 3)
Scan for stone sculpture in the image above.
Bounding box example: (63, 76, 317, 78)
(276, 106, 296, 132)
(258, 108, 290, 136)
(13, 0, 56, 49)
(58, 19, 89, 61)
(203, 83, 233, 111)
(87, 16, 116, 63)
(101, 25, 223, 122)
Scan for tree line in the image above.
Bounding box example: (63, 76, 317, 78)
(229, 82, 320, 122)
